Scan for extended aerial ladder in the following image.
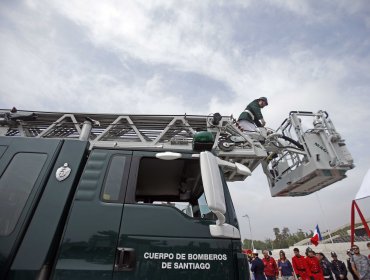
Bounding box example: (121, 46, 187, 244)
(0, 108, 354, 197)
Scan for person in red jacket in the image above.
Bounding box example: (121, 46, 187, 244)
(305, 248, 324, 280)
(263, 250, 279, 280)
(292, 248, 309, 280)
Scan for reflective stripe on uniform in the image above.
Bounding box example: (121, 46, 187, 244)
(244, 110, 255, 120)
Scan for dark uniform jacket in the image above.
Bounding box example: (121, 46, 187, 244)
(238, 99, 264, 127)
(331, 259, 347, 280)
(251, 256, 266, 280)
(320, 259, 334, 280)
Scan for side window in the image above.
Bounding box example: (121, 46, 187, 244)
(101, 155, 128, 202)
(0, 153, 47, 236)
(135, 157, 215, 220)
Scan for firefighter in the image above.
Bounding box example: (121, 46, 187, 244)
(238, 97, 268, 132)
(316, 252, 334, 280)
(330, 252, 347, 280)
(305, 248, 324, 280)
(292, 248, 309, 280)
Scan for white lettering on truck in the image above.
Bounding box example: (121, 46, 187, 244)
(143, 252, 228, 270)
(143, 252, 174, 260)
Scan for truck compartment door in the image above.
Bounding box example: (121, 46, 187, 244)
(0, 137, 63, 279)
(8, 139, 89, 280)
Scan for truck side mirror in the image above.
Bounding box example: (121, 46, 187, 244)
(200, 151, 226, 225)
(200, 151, 240, 239)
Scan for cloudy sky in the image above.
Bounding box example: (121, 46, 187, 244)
(1, 0, 370, 241)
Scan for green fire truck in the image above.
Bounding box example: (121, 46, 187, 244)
(0, 109, 353, 279)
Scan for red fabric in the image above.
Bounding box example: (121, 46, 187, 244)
(310, 235, 319, 246)
(310, 225, 323, 246)
(292, 255, 309, 280)
(305, 256, 324, 280)
(351, 200, 370, 247)
(263, 256, 279, 277)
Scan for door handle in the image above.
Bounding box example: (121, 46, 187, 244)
(114, 247, 136, 271)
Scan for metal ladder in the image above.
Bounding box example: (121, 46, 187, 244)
(0, 109, 267, 182)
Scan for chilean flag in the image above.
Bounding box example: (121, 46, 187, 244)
(310, 225, 323, 246)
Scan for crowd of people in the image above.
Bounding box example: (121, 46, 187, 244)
(249, 243, 370, 280)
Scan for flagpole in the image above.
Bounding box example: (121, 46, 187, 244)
(315, 192, 334, 244)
